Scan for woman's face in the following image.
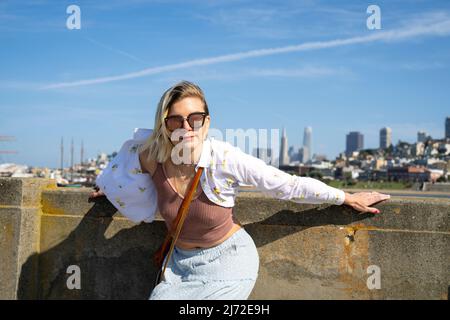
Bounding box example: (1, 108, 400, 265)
(166, 96, 210, 149)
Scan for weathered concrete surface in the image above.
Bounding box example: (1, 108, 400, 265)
(0, 178, 57, 299)
(1, 178, 449, 300)
(423, 182, 450, 193)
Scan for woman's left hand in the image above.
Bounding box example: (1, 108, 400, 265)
(343, 191, 391, 214)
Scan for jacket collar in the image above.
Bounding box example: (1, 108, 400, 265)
(196, 137, 212, 170)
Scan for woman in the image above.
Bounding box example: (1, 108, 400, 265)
(90, 80, 390, 299)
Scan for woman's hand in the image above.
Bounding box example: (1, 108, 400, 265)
(343, 191, 390, 214)
(88, 186, 105, 199)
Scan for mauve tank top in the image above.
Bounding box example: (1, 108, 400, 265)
(153, 162, 237, 245)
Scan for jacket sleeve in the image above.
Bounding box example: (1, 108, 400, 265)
(226, 144, 345, 205)
(95, 137, 158, 223)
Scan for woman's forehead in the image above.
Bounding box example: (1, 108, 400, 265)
(168, 97, 205, 115)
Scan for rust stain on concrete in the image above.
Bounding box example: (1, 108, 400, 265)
(40, 197, 66, 216)
(338, 224, 373, 299)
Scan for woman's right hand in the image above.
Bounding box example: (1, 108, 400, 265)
(343, 191, 390, 214)
(89, 186, 105, 199)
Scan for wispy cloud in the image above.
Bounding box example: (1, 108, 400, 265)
(42, 16, 450, 89)
(83, 36, 148, 65)
(194, 3, 364, 39)
(155, 66, 349, 83)
(401, 61, 447, 71)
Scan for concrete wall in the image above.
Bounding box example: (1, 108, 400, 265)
(1, 177, 449, 300)
(423, 182, 450, 192)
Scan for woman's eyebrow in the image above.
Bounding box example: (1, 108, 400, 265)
(167, 111, 205, 117)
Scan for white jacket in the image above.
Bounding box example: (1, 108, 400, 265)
(95, 128, 346, 223)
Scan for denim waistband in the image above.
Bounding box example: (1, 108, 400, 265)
(174, 227, 247, 257)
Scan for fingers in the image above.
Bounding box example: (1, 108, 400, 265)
(89, 190, 105, 198)
(365, 192, 390, 206)
(375, 192, 391, 201)
(355, 203, 380, 214)
(365, 206, 380, 214)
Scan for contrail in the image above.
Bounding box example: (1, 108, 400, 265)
(83, 36, 148, 64)
(42, 18, 450, 89)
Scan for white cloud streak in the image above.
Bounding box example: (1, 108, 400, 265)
(42, 17, 450, 89)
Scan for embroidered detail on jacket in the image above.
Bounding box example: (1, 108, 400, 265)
(115, 198, 125, 207)
(293, 194, 305, 201)
(131, 168, 143, 174)
(129, 144, 140, 153)
(225, 178, 235, 187)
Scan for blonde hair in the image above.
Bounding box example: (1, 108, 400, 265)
(140, 80, 210, 163)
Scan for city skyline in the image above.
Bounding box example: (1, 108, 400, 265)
(13, 118, 447, 170)
(1, 1, 450, 168)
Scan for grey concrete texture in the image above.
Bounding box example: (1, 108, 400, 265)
(0, 178, 56, 299)
(1, 178, 448, 299)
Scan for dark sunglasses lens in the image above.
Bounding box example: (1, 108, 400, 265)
(188, 114, 206, 129)
(166, 117, 183, 130)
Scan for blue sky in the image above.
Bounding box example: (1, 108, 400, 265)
(1, 0, 450, 168)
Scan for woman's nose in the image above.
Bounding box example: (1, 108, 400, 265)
(182, 119, 192, 130)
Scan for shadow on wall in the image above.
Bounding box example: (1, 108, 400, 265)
(17, 196, 373, 300)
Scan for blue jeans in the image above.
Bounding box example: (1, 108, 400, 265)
(149, 228, 259, 300)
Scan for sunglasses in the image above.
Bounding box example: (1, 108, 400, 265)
(164, 112, 208, 131)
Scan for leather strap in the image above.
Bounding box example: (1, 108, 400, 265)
(160, 166, 204, 280)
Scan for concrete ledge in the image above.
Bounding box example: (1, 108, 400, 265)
(0, 178, 57, 299)
(0, 178, 448, 299)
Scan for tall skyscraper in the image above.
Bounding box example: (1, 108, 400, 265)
(80, 139, 84, 166)
(60, 137, 64, 173)
(70, 138, 74, 182)
(346, 131, 364, 156)
(288, 146, 299, 162)
(279, 128, 290, 166)
(446, 117, 450, 139)
(417, 130, 427, 143)
(302, 126, 312, 163)
(380, 127, 392, 149)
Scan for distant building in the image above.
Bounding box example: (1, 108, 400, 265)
(380, 127, 392, 149)
(253, 147, 272, 165)
(288, 146, 299, 162)
(302, 127, 312, 163)
(299, 146, 310, 164)
(279, 128, 290, 166)
(417, 130, 428, 143)
(446, 117, 450, 139)
(387, 165, 431, 182)
(346, 131, 364, 157)
(412, 142, 425, 157)
(313, 154, 328, 162)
